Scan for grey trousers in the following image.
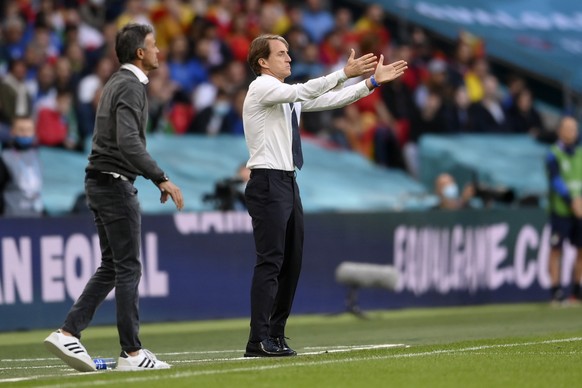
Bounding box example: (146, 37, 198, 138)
(63, 173, 142, 353)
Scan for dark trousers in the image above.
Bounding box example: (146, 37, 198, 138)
(62, 173, 142, 353)
(245, 169, 304, 342)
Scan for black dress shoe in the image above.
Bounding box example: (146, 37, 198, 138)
(272, 336, 297, 356)
(244, 338, 296, 357)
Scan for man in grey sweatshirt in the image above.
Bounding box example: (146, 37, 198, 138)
(44, 23, 184, 372)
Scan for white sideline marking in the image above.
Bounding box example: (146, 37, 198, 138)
(168, 344, 408, 364)
(2, 338, 581, 385)
(0, 344, 405, 367)
(1, 357, 57, 362)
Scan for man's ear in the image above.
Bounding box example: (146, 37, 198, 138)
(259, 58, 267, 69)
(136, 47, 144, 60)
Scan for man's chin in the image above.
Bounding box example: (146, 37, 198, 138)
(147, 63, 160, 72)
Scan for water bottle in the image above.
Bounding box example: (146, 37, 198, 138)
(93, 358, 117, 370)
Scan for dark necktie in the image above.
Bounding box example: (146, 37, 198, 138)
(289, 102, 303, 170)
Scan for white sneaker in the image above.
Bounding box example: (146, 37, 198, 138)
(44, 330, 96, 372)
(116, 349, 171, 371)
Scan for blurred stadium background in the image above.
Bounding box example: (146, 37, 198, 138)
(1, 0, 581, 332)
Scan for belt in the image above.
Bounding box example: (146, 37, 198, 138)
(85, 170, 134, 184)
(250, 169, 296, 179)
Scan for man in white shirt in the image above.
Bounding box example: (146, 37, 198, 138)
(242, 34, 407, 357)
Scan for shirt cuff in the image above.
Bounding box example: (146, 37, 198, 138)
(358, 79, 374, 95)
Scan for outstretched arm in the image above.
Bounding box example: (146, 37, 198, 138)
(364, 55, 408, 90)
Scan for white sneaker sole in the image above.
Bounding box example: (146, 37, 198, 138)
(44, 332, 96, 372)
(116, 363, 171, 371)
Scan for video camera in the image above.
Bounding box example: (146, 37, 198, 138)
(202, 178, 245, 211)
(471, 172, 515, 207)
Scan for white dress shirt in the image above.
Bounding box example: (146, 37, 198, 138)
(243, 70, 373, 171)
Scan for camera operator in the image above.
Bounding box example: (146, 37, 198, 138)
(432, 173, 475, 210)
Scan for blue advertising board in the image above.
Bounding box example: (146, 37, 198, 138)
(0, 209, 569, 331)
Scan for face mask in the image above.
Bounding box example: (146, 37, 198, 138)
(443, 183, 459, 199)
(214, 102, 230, 116)
(13, 136, 35, 149)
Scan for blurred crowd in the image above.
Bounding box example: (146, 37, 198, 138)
(0, 0, 561, 216)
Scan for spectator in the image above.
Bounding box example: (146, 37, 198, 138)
(464, 56, 489, 103)
(28, 17, 61, 64)
(167, 34, 207, 94)
(115, 0, 151, 29)
(468, 74, 511, 133)
(546, 116, 582, 304)
(225, 13, 253, 63)
(77, 56, 115, 139)
(188, 88, 238, 135)
(506, 88, 546, 137)
(502, 73, 527, 111)
(63, 41, 87, 77)
(414, 57, 450, 110)
(36, 88, 80, 151)
(205, 0, 237, 38)
(198, 19, 233, 67)
(1, 15, 28, 63)
(433, 173, 475, 210)
(319, 28, 345, 68)
(258, 0, 290, 35)
(66, 7, 105, 56)
(411, 91, 448, 138)
(380, 53, 419, 145)
(353, 3, 390, 53)
(405, 91, 448, 177)
(147, 62, 178, 133)
(0, 58, 32, 125)
(301, 0, 335, 44)
(341, 102, 406, 171)
(27, 61, 56, 115)
(289, 42, 325, 83)
(0, 115, 43, 217)
(35, 0, 66, 39)
(224, 60, 252, 94)
(284, 25, 310, 65)
(192, 64, 226, 112)
(79, 0, 107, 32)
(333, 7, 354, 37)
(150, 0, 196, 53)
(54, 56, 79, 95)
(448, 38, 474, 89)
(446, 85, 472, 133)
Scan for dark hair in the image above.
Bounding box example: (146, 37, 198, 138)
(115, 23, 154, 64)
(247, 34, 288, 76)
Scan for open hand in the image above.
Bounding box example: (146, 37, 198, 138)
(158, 180, 184, 211)
(373, 56, 408, 84)
(343, 49, 378, 78)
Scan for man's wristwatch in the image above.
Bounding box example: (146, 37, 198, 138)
(154, 174, 169, 185)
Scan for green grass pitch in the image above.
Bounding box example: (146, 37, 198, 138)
(1, 303, 581, 387)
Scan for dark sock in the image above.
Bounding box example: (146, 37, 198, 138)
(572, 283, 581, 299)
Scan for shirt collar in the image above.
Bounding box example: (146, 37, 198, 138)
(120, 63, 149, 85)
